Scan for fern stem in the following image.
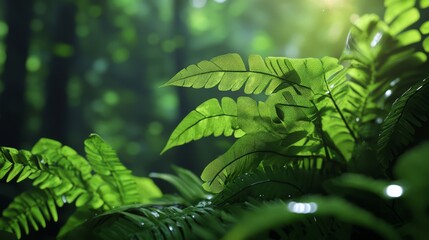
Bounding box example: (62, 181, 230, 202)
(173, 70, 312, 91)
(323, 79, 357, 141)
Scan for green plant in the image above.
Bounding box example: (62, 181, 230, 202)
(1, 0, 429, 239)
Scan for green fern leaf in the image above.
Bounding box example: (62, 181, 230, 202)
(0, 147, 62, 187)
(201, 132, 322, 193)
(214, 164, 323, 205)
(378, 78, 429, 166)
(233, 96, 282, 137)
(223, 196, 400, 240)
(0, 189, 61, 239)
(31, 138, 105, 209)
(163, 53, 341, 96)
(161, 97, 245, 154)
(84, 134, 140, 206)
(333, 2, 429, 142)
(325, 173, 391, 198)
(60, 204, 233, 240)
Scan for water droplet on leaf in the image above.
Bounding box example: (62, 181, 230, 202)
(150, 211, 160, 218)
(376, 118, 383, 124)
(370, 32, 383, 48)
(384, 89, 392, 97)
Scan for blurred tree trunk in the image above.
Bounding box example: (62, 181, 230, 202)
(41, 3, 77, 142)
(173, 0, 194, 170)
(0, 1, 34, 147)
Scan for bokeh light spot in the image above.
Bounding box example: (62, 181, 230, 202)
(385, 184, 403, 198)
(288, 201, 318, 214)
(112, 48, 129, 63)
(104, 91, 119, 106)
(26, 55, 42, 72)
(31, 19, 44, 32)
(192, 0, 207, 8)
(126, 142, 141, 156)
(252, 33, 272, 52)
(148, 121, 163, 136)
(53, 43, 74, 58)
(0, 21, 8, 37)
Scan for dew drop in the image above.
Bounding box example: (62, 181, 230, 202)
(61, 195, 67, 203)
(390, 78, 400, 87)
(385, 89, 392, 97)
(416, 85, 423, 91)
(150, 211, 160, 218)
(329, 84, 335, 89)
(168, 226, 174, 231)
(40, 159, 46, 164)
(140, 222, 145, 226)
(196, 201, 212, 207)
(376, 118, 383, 124)
(370, 32, 383, 48)
(355, 117, 360, 122)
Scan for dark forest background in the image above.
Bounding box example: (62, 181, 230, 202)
(0, 1, 383, 237)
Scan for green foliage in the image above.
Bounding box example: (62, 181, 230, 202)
(1, 0, 429, 239)
(223, 196, 400, 240)
(0, 134, 161, 239)
(149, 165, 212, 205)
(61, 204, 232, 240)
(161, 97, 245, 154)
(378, 78, 429, 167)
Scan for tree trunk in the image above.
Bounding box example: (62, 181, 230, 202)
(172, 0, 194, 170)
(41, 3, 77, 142)
(0, 0, 34, 147)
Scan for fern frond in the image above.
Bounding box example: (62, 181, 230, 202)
(0, 146, 62, 187)
(223, 196, 400, 240)
(161, 97, 245, 154)
(60, 204, 233, 240)
(0, 189, 62, 239)
(201, 132, 323, 193)
(163, 53, 341, 96)
(31, 138, 105, 208)
(0, 141, 105, 209)
(378, 78, 429, 166)
(213, 164, 324, 205)
(84, 134, 140, 206)
(332, 0, 429, 141)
